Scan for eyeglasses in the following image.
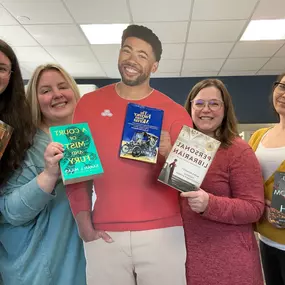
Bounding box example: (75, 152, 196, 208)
(0, 66, 12, 78)
(191, 99, 224, 111)
(274, 82, 285, 94)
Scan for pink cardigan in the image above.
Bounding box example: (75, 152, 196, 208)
(182, 137, 265, 285)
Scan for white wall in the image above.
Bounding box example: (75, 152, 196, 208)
(77, 84, 97, 97)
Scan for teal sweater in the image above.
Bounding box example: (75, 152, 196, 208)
(0, 129, 86, 285)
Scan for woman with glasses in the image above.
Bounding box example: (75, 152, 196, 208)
(181, 79, 264, 285)
(0, 39, 36, 189)
(249, 72, 285, 285)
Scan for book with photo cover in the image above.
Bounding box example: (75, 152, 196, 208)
(120, 103, 164, 164)
(270, 171, 285, 226)
(49, 123, 103, 185)
(158, 125, 220, 192)
(0, 120, 13, 160)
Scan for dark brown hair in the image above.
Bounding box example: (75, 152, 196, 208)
(184, 79, 239, 147)
(121, 25, 162, 62)
(0, 39, 36, 187)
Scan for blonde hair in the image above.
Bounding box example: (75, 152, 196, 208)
(26, 63, 81, 127)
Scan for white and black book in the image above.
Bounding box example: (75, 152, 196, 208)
(158, 125, 220, 192)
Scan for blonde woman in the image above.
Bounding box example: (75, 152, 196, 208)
(0, 64, 86, 285)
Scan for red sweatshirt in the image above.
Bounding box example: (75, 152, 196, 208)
(182, 138, 264, 285)
(66, 84, 193, 231)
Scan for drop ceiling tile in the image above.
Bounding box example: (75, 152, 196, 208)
(0, 6, 18, 25)
(45, 46, 95, 63)
(182, 59, 225, 72)
(130, 0, 192, 22)
(1, 0, 60, 2)
(230, 41, 284, 58)
(151, 72, 180, 78)
(222, 58, 269, 71)
(100, 62, 121, 78)
(181, 71, 218, 77)
(162, 44, 184, 60)
(20, 66, 32, 80)
(257, 70, 284, 75)
(20, 61, 54, 73)
(63, 0, 130, 24)
(219, 70, 257, 76)
(3, 2, 73, 24)
(275, 44, 285, 57)
(13, 46, 55, 62)
(188, 20, 246, 43)
(60, 61, 106, 78)
(0, 25, 38, 46)
(185, 43, 234, 59)
(252, 0, 285, 20)
(138, 22, 188, 43)
(262, 57, 285, 70)
(24, 25, 88, 46)
(158, 60, 182, 73)
(92, 44, 121, 62)
(192, 0, 258, 20)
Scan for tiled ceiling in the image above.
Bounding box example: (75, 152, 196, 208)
(0, 0, 284, 79)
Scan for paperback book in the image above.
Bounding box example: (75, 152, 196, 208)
(120, 103, 164, 164)
(270, 171, 285, 226)
(0, 120, 13, 160)
(158, 125, 220, 192)
(49, 123, 103, 185)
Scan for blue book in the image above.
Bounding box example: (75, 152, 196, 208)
(49, 123, 103, 185)
(120, 103, 164, 164)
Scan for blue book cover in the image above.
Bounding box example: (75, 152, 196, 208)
(120, 103, 164, 164)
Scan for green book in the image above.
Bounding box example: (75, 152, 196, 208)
(49, 123, 103, 185)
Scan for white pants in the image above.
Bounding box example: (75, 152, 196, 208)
(84, 226, 187, 285)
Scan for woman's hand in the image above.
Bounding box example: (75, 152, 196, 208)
(181, 188, 209, 213)
(37, 142, 64, 193)
(266, 199, 285, 229)
(43, 142, 64, 178)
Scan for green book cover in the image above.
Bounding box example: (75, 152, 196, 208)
(49, 123, 103, 185)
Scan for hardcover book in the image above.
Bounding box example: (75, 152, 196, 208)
(120, 103, 164, 164)
(49, 123, 103, 185)
(158, 125, 220, 192)
(0, 120, 13, 160)
(270, 171, 285, 226)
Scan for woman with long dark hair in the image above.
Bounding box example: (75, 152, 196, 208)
(0, 39, 36, 187)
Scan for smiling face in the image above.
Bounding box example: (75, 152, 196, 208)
(0, 50, 11, 95)
(191, 86, 225, 137)
(37, 69, 77, 126)
(118, 37, 158, 86)
(273, 75, 285, 117)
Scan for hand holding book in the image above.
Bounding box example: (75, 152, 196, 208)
(266, 199, 285, 229)
(181, 188, 209, 213)
(43, 142, 64, 177)
(37, 142, 64, 193)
